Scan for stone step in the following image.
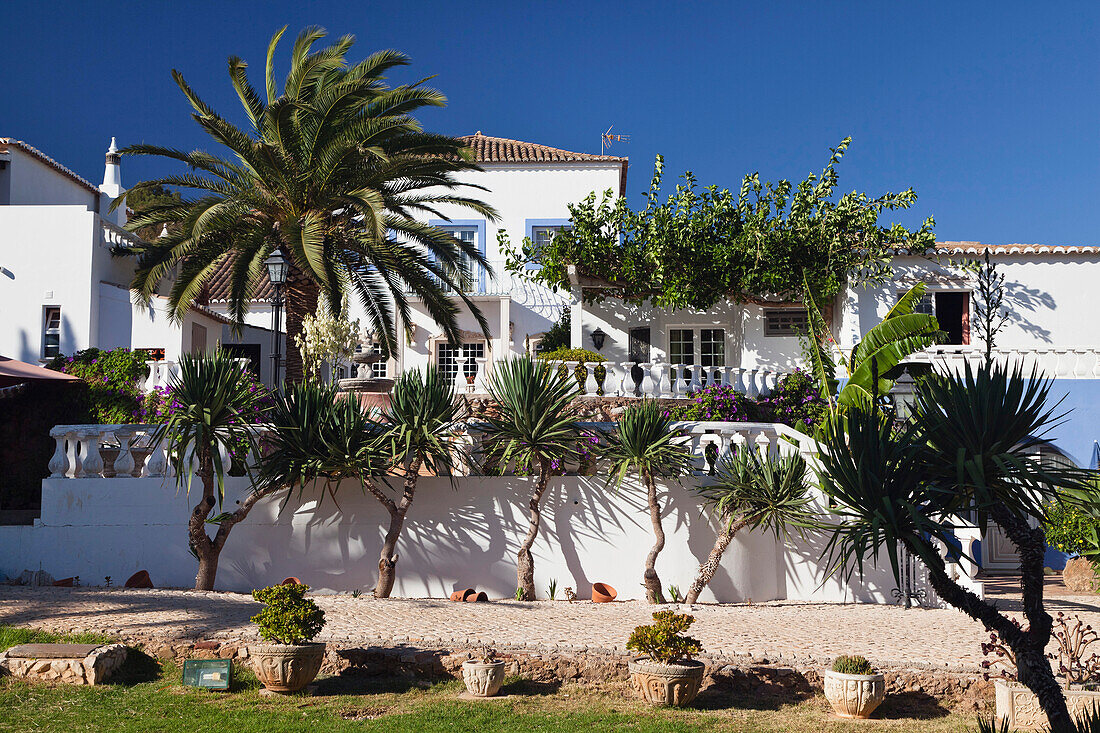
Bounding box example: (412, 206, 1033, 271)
(6, 643, 102, 659)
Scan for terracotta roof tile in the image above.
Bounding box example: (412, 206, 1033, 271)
(0, 138, 99, 195)
(458, 132, 627, 163)
(933, 241, 1100, 256)
(204, 257, 274, 303)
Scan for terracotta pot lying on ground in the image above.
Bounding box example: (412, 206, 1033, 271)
(125, 570, 153, 589)
(591, 582, 617, 603)
(450, 588, 476, 602)
(465, 591, 489, 603)
(280, 577, 302, 586)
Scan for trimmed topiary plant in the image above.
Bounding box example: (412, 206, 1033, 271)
(626, 611, 705, 707)
(831, 655, 875, 675)
(249, 583, 327, 693)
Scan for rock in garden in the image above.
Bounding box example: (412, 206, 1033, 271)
(1062, 557, 1096, 593)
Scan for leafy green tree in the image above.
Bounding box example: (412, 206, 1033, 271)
(804, 281, 944, 411)
(123, 184, 182, 241)
(507, 139, 934, 308)
(152, 352, 269, 590)
(818, 363, 1094, 732)
(685, 447, 815, 604)
(117, 26, 498, 382)
(603, 400, 694, 603)
(481, 358, 579, 600)
(375, 367, 464, 597)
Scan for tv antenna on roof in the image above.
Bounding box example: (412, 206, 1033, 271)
(601, 125, 630, 155)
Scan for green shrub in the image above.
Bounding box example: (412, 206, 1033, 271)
(626, 610, 703, 664)
(831, 655, 874, 675)
(757, 369, 828, 434)
(250, 584, 326, 645)
(670, 385, 761, 422)
(536, 310, 571, 353)
(1044, 500, 1098, 556)
(536, 347, 607, 392)
(47, 348, 148, 423)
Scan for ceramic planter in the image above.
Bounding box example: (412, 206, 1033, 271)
(591, 582, 617, 603)
(995, 679, 1100, 730)
(628, 657, 705, 707)
(250, 643, 325, 693)
(461, 660, 506, 697)
(823, 669, 886, 719)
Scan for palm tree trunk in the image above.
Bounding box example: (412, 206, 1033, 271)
(190, 447, 218, 591)
(283, 265, 319, 385)
(516, 457, 551, 601)
(643, 471, 666, 604)
(685, 514, 750, 604)
(375, 456, 421, 599)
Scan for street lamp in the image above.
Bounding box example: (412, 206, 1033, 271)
(265, 249, 288, 390)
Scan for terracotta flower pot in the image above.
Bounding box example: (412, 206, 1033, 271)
(628, 657, 705, 707)
(124, 570, 153, 589)
(461, 660, 506, 697)
(250, 643, 325, 693)
(280, 577, 302, 586)
(465, 591, 489, 603)
(52, 577, 75, 587)
(823, 669, 886, 719)
(591, 582, 617, 603)
(450, 588, 476, 602)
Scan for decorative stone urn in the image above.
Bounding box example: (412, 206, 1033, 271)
(628, 657, 705, 707)
(823, 669, 886, 719)
(461, 660, 507, 697)
(250, 643, 325, 693)
(995, 679, 1100, 730)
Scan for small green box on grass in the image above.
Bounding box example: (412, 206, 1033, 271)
(182, 659, 231, 690)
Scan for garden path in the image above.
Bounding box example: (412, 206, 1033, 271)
(2, 585, 1098, 672)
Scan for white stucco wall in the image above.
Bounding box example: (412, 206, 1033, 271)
(0, 472, 909, 604)
(0, 147, 99, 208)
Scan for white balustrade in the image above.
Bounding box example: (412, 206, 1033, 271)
(619, 361, 635, 396)
(584, 363, 599, 396)
(655, 362, 670, 398)
(474, 357, 489, 392)
(908, 345, 1100, 379)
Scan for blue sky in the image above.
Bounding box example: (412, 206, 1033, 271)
(2, 1, 1097, 244)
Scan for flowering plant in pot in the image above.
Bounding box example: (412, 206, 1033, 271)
(249, 583, 327, 693)
(626, 611, 705, 707)
(462, 648, 507, 697)
(823, 655, 885, 719)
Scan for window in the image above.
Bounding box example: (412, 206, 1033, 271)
(905, 290, 970, 345)
(370, 342, 387, 379)
(441, 228, 477, 292)
(42, 306, 61, 359)
(436, 342, 485, 384)
(669, 329, 695, 366)
(700, 329, 726, 367)
(764, 309, 809, 336)
(529, 225, 569, 268)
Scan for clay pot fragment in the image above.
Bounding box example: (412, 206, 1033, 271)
(52, 577, 75, 587)
(465, 591, 489, 603)
(280, 577, 302, 586)
(124, 570, 153, 589)
(451, 588, 476, 602)
(591, 582, 617, 603)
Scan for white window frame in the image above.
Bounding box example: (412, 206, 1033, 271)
(667, 326, 727, 367)
(440, 227, 478, 293)
(42, 306, 61, 359)
(436, 341, 486, 384)
(528, 225, 570, 268)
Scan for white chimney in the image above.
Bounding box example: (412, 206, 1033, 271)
(99, 137, 126, 226)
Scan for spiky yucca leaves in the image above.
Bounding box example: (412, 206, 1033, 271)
(819, 362, 1095, 733)
(151, 351, 270, 590)
(482, 358, 580, 600)
(116, 26, 499, 382)
(372, 368, 463, 597)
(603, 400, 693, 603)
(685, 447, 815, 603)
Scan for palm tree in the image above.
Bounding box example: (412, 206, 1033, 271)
(684, 447, 815, 604)
(482, 358, 579, 600)
(603, 400, 693, 603)
(152, 351, 269, 590)
(117, 26, 499, 382)
(375, 367, 464, 598)
(818, 363, 1095, 732)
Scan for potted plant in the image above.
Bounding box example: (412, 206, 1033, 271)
(626, 611, 705, 707)
(823, 655, 886, 719)
(248, 583, 327, 693)
(987, 613, 1100, 729)
(461, 649, 506, 697)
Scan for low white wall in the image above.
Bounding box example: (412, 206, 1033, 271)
(0, 473, 911, 604)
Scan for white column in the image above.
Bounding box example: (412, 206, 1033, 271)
(48, 429, 69, 478)
(655, 361, 670, 398)
(584, 363, 599, 396)
(639, 362, 655, 397)
(619, 361, 635, 396)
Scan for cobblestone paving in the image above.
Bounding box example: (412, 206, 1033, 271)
(3, 586, 1099, 672)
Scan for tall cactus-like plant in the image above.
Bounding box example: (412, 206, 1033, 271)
(481, 358, 579, 601)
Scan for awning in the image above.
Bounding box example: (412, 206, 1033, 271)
(0, 355, 83, 388)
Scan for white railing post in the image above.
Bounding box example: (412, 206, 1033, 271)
(655, 361, 670, 398)
(584, 363, 599, 396)
(619, 362, 634, 396)
(142, 437, 167, 478)
(48, 428, 69, 478)
(454, 355, 468, 392)
(563, 360, 580, 392)
(745, 369, 760, 398)
(640, 362, 655, 397)
(474, 356, 489, 392)
(113, 427, 136, 477)
(603, 362, 619, 396)
(80, 428, 104, 478)
(64, 429, 81, 478)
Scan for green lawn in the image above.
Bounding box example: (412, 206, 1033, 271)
(0, 628, 985, 732)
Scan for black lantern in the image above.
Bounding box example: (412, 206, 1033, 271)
(590, 327, 607, 351)
(264, 249, 288, 285)
(265, 249, 287, 390)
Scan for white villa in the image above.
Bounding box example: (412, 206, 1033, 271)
(0, 137, 277, 387)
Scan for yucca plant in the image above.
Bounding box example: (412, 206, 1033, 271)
(481, 358, 579, 600)
(685, 446, 815, 603)
(116, 26, 498, 382)
(151, 351, 270, 590)
(819, 362, 1096, 733)
(603, 400, 693, 604)
(374, 367, 464, 598)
